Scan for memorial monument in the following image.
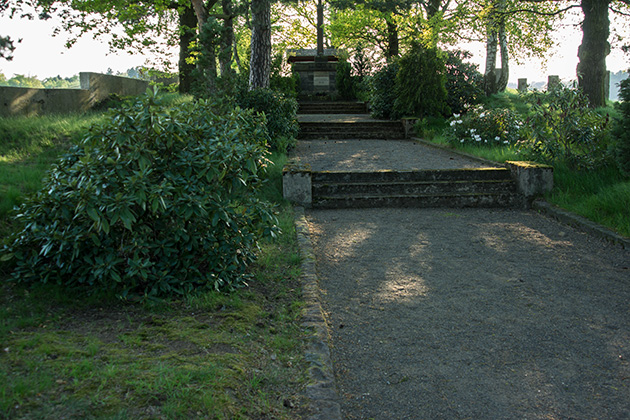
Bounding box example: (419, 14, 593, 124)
(287, 0, 338, 98)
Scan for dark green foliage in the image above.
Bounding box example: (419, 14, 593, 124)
(336, 59, 356, 100)
(237, 88, 299, 153)
(91, 93, 131, 111)
(370, 61, 399, 120)
(519, 84, 611, 169)
(444, 50, 484, 115)
(270, 72, 300, 97)
(613, 76, 630, 175)
(414, 116, 448, 140)
(270, 54, 299, 97)
(2, 89, 278, 300)
(393, 43, 449, 119)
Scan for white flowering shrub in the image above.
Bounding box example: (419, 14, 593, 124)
(445, 106, 523, 147)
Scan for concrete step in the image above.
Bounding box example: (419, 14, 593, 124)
(299, 121, 405, 140)
(312, 193, 523, 209)
(298, 101, 368, 114)
(310, 168, 522, 209)
(314, 179, 516, 197)
(312, 168, 512, 184)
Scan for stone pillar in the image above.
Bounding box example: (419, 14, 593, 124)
(283, 161, 312, 207)
(505, 161, 553, 200)
(518, 78, 528, 93)
(548, 75, 560, 90)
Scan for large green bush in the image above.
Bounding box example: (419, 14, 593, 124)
(370, 61, 399, 120)
(336, 59, 356, 100)
(393, 43, 449, 119)
(613, 76, 630, 175)
(2, 90, 278, 300)
(444, 50, 484, 115)
(237, 88, 299, 153)
(519, 85, 611, 169)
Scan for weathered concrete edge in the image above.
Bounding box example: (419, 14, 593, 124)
(532, 200, 630, 249)
(293, 206, 342, 420)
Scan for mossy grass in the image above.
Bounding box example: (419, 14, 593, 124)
(0, 101, 309, 418)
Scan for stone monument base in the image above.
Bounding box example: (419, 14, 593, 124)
(288, 49, 338, 99)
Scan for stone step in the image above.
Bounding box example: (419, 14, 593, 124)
(312, 193, 523, 209)
(312, 168, 512, 184)
(310, 168, 521, 209)
(313, 179, 516, 197)
(299, 121, 405, 140)
(298, 101, 368, 114)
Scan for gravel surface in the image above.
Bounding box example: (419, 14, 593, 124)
(307, 208, 630, 419)
(294, 139, 630, 419)
(291, 139, 499, 172)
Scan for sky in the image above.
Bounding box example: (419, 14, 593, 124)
(1, 9, 629, 83)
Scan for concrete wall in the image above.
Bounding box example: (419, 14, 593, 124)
(0, 72, 150, 117)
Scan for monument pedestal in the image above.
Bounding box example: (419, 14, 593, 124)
(288, 49, 338, 99)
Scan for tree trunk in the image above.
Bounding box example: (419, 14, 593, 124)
(497, 19, 509, 92)
(484, 0, 509, 96)
(219, 0, 235, 78)
(577, 0, 611, 107)
(249, 0, 271, 89)
(484, 25, 498, 96)
(385, 18, 399, 59)
(190, 0, 208, 27)
(178, 5, 197, 94)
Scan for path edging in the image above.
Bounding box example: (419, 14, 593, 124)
(293, 206, 342, 420)
(532, 200, 630, 249)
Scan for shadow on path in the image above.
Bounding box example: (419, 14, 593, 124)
(307, 207, 630, 419)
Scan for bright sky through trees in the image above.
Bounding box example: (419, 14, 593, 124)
(0, 6, 628, 83)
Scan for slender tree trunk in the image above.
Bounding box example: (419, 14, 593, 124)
(577, 0, 611, 107)
(178, 5, 197, 94)
(219, 0, 235, 78)
(484, 0, 508, 96)
(191, 0, 208, 27)
(497, 20, 509, 92)
(249, 0, 271, 89)
(484, 25, 498, 96)
(385, 18, 399, 59)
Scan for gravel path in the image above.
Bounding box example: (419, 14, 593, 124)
(295, 139, 630, 419)
(291, 139, 499, 172)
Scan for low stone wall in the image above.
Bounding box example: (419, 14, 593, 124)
(0, 72, 149, 117)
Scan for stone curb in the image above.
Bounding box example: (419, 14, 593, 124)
(293, 206, 342, 420)
(532, 200, 630, 249)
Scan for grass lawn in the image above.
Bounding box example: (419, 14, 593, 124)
(0, 108, 310, 419)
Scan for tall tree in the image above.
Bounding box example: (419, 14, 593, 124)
(576, 0, 611, 107)
(249, 0, 271, 89)
(459, 0, 561, 96)
(483, 0, 509, 95)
